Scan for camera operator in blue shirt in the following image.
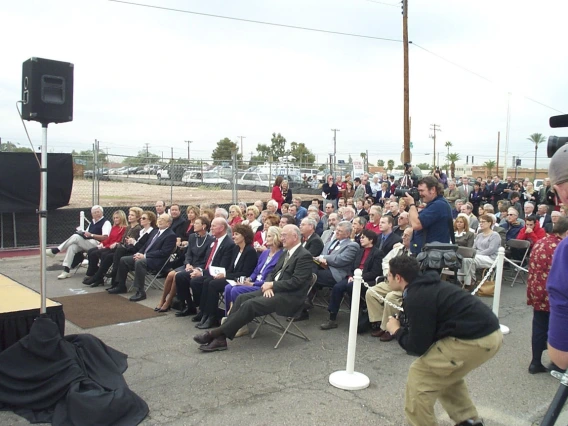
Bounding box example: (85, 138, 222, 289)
(403, 176, 453, 255)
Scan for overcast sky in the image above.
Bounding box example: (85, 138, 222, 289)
(1, 0, 566, 170)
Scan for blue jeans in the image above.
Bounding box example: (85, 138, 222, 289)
(328, 278, 352, 315)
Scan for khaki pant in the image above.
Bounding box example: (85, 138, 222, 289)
(59, 234, 98, 267)
(365, 281, 403, 330)
(405, 329, 503, 426)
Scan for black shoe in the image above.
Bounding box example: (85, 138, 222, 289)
(175, 307, 194, 317)
(528, 363, 547, 374)
(197, 316, 219, 330)
(198, 337, 228, 352)
(195, 314, 209, 328)
(287, 310, 309, 322)
(89, 278, 104, 288)
(191, 312, 204, 322)
(82, 276, 94, 285)
(193, 331, 214, 345)
(547, 363, 566, 374)
(108, 286, 127, 294)
(455, 419, 484, 426)
(129, 291, 146, 302)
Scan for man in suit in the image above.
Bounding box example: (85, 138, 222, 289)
(300, 217, 324, 256)
(376, 215, 403, 268)
(351, 216, 367, 245)
(320, 229, 382, 330)
(110, 213, 177, 302)
(175, 218, 235, 319)
(353, 177, 366, 203)
(457, 176, 473, 201)
(321, 202, 335, 231)
(489, 175, 507, 208)
(321, 213, 338, 245)
(460, 202, 479, 230)
(443, 181, 459, 209)
(537, 204, 552, 232)
(193, 224, 313, 352)
(539, 178, 556, 213)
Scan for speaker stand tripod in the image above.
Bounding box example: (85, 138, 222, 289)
(39, 123, 48, 314)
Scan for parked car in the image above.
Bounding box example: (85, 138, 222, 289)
(237, 172, 271, 188)
(182, 171, 230, 186)
(83, 169, 109, 180)
(156, 167, 170, 180)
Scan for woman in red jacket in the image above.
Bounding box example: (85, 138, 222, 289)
(518, 215, 546, 246)
(271, 176, 284, 209)
(84, 210, 127, 278)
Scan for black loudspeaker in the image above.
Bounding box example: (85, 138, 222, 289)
(21, 57, 74, 124)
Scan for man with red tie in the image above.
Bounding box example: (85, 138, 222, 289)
(174, 217, 235, 319)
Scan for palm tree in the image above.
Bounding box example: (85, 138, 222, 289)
(527, 133, 546, 180)
(360, 152, 367, 171)
(483, 160, 496, 178)
(446, 153, 461, 179)
(387, 159, 395, 171)
(444, 141, 453, 174)
(377, 159, 384, 167)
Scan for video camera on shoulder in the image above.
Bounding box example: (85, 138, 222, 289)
(394, 162, 420, 201)
(548, 114, 568, 157)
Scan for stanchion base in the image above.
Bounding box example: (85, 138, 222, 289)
(500, 324, 510, 335)
(329, 370, 370, 390)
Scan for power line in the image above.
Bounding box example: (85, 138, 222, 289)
(108, 0, 403, 43)
(412, 43, 564, 114)
(363, 0, 400, 7)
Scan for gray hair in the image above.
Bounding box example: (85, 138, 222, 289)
(354, 216, 367, 227)
(524, 202, 535, 209)
(267, 199, 279, 209)
(215, 208, 229, 219)
(302, 217, 317, 229)
(553, 217, 568, 235)
(337, 220, 353, 235)
(91, 205, 104, 215)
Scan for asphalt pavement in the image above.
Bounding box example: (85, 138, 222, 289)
(0, 254, 566, 426)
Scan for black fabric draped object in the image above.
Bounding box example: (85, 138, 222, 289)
(0, 317, 148, 425)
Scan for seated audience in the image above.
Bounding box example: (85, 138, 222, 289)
(374, 182, 391, 207)
(192, 225, 313, 352)
(393, 211, 410, 237)
(253, 214, 280, 252)
(518, 215, 546, 246)
(242, 206, 262, 232)
(454, 215, 475, 248)
(110, 213, 177, 302)
(501, 207, 524, 240)
(461, 214, 501, 286)
(320, 229, 381, 330)
(156, 217, 213, 313)
(365, 206, 382, 234)
(321, 213, 339, 245)
(351, 217, 367, 245)
(169, 204, 188, 239)
(223, 226, 284, 336)
(366, 227, 413, 341)
(300, 217, 324, 256)
(181, 205, 200, 242)
(83, 210, 128, 284)
(46, 205, 111, 279)
(228, 205, 244, 229)
(196, 224, 257, 329)
(460, 202, 479, 229)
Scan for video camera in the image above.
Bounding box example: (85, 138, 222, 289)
(394, 162, 420, 202)
(548, 114, 568, 158)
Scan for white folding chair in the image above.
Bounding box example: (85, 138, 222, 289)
(505, 239, 531, 287)
(251, 273, 317, 349)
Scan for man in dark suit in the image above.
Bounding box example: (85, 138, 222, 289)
(320, 229, 382, 330)
(457, 176, 473, 201)
(110, 213, 177, 302)
(537, 204, 552, 233)
(376, 215, 403, 270)
(175, 218, 235, 318)
(193, 224, 313, 352)
(300, 217, 324, 256)
(352, 217, 367, 246)
(488, 175, 507, 208)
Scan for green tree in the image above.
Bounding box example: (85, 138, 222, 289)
(376, 159, 384, 167)
(444, 141, 453, 174)
(446, 153, 461, 178)
(211, 138, 241, 164)
(270, 133, 287, 159)
(0, 141, 33, 152)
(121, 149, 159, 167)
(290, 142, 315, 167)
(527, 133, 546, 180)
(387, 159, 395, 171)
(72, 148, 109, 168)
(416, 162, 431, 171)
(484, 160, 496, 178)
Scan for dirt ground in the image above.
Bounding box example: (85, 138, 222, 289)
(68, 178, 316, 208)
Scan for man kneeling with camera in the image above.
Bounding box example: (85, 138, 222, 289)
(385, 255, 502, 426)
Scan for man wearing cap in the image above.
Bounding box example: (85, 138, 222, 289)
(546, 145, 568, 370)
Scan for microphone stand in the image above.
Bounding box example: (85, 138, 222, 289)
(541, 370, 568, 425)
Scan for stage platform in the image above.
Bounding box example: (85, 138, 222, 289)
(0, 274, 65, 352)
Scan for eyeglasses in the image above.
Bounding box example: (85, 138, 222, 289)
(507, 213, 517, 216)
(141, 217, 148, 220)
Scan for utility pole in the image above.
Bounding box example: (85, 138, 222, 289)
(402, 0, 411, 164)
(237, 136, 246, 156)
(496, 131, 500, 178)
(331, 129, 340, 176)
(429, 124, 441, 168)
(185, 140, 192, 163)
(144, 142, 150, 164)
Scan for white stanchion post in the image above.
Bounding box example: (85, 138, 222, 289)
(493, 247, 510, 335)
(79, 211, 85, 231)
(329, 269, 370, 390)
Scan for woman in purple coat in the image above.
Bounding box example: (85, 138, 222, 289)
(223, 226, 283, 315)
